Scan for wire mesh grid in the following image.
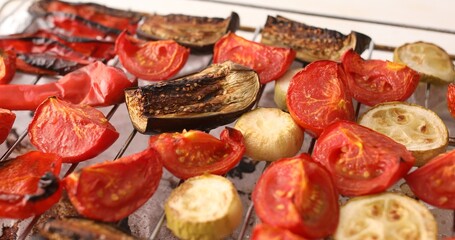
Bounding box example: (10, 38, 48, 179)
(0, 0, 454, 239)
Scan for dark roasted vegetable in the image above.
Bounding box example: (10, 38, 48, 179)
(36, 217, 138, 240)
(136, 12, 240, 53)
(261, 15, 371, 62)
(125, 61, 261, 133)
(29, 0, 143, 34)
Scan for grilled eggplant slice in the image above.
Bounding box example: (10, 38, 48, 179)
(36, 217, 137, 240)
(125, 61, 261, 133)
(261, 15, 371, 63)
(136, 12, 240, 54)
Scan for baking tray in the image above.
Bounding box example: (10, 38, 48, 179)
(0, 0, 454, 239)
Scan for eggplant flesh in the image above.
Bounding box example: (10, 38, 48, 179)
(261, 15, 372, 63)
(136, 12, 240, 54)
(125, 61, 261, 134)
(36, 217, 137, 240)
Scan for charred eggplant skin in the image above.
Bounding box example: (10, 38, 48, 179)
(261, 15, 371, 63)
(36, 217, 137, 240)
(136, 12, 240, 54)
(125, 61, 261, 134)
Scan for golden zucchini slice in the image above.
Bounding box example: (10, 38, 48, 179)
(165, 174, 243, 240)
(394, 41, 455, 84)
(358, 101, 448, 166)
(234, 107, 304, 162)
(334, 193, 437, 240)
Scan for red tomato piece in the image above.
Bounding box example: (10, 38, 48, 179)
(405, 149, 455, 209)
(0, 151, 62, 219)
(115, 31, 190, 81)
(0, 49, 16, 84)
(341, 49, 420, 106)
(0, 108, 15, 144)
(287, 60, 355, 137)
(63, 148, 163, 222)
(312, 120, 415, 196)
(29, 97, 119, 163)
(447, 83, 455, 119)
(252, 153, 339, 239)
(252, 224, 308, 240)
(149, 127, 245, 179)
(213, 32, 296, 84)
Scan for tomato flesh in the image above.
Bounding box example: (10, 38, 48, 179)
(312, 120, 415, 196)
(447, 83, 455, 120)
(252, 224, 308, 240)
(0, 49, 16, 84)
(213, 32, 295, 84)
(405, 149, 455, 209)
(342, 49, 420, 106)
(252, 153, 339, 239)
(29, 97, 119, 163)
(115, 31, 190, 81)
(149, 127, 245, 179)
(0, 151, 62, 219)
(287, 60, 354, 137)
(0, 108, 15, 144)
(64, 148, 163, 222)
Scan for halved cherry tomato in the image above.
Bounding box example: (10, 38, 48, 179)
(312, 120, 415, 196)
(405, 149, 455, 209)
(342, 49, 420, 106)
(287, 60, 354, 137)
(0, 108, 15, 144)
(115, 31, 190, 81)
(252, 153, 339, 239)
(213, 32, 296, 84)
(252, 224, 308, 240)
(0, 151, 62, 219)
(63, 148, 163, 222)
(447, 83, 455, 119)
(0, 49, 16, 84)
(29, 97, 119, 163)
(149, 127, 245, 179)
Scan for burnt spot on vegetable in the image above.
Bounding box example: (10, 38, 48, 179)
(125, 61, 261, 134)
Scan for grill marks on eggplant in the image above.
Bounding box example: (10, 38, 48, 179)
(125, 61, 261, 133)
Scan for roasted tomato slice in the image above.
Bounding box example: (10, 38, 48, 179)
(312, 120, 415, 196)
(29, 97, 119, 163)
(252, 224, 308, 240)
(63, 148, 163, 222)
(287, 60, 355, 137)
(252, 153, 339, 239)
(0, 49, 16, 84)
(342, 49, 420, 106)
(0, 151, 62, 219)
(213, 32, 296, 84)
(447, 83, 455, 119)
(405, 149, 455, 209)
(0, 108, 15, 144)
(149, 127, 245, 179)
(115, 31, 190, 81)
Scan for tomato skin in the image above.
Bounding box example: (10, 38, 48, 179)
(342, 49, 420, 106)
(64, 148, 163, 222)
(252, 224, 308, 240)
(0, 49, 16, 84)
(405, 149, 455, 209)
(0, 151, 62, 219)
(447, 83, 455, 119)
(115, 31, 190, 81)
(252, 153, 339, 239)
(213, 32, 296, 84)
(312, 120, 415, 196)
(0, 108, 15, 144)
(287, 60, 355, 137)
(29, 97, 119, 163)
(149, 127, 245, 179)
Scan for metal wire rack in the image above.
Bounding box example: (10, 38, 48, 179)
(0, 0, 454, 239)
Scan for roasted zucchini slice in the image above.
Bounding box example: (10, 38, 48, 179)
(261, 15, 371, 63)
(125, 61, 261, 133)
(136, 12, 240, 53)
